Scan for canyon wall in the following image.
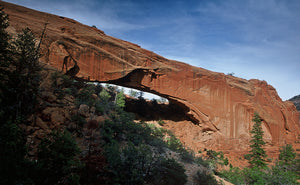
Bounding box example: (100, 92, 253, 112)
(2, 1, 299, 151)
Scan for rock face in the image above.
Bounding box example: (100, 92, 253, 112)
(2, 1, 299, 152)
(289, 95, 300, 112)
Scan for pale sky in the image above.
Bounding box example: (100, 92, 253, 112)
(5, 0, 300, 100)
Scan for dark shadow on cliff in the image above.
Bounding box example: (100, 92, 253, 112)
(125, 96, 192, 122)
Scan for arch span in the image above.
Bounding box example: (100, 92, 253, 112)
(49, 38, 299, 150)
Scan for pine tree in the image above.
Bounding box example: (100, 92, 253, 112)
(0, 8, 32, 184)
(10, 27, 41, 118)
(1, 26, 41, 120)
(279, 144, 296, 164)
(0, 7, 10, 63)
(115, 89, 125, 110)
(0, 7, 11, 120)
(248, 112, 267, 169)
(278, 144, 297, 172)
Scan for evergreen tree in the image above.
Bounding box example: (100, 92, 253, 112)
(0, 7, 11, 120)
(0, 8, 42, 184)
(1, 25, 41, 121)
(248, 112, 267, 169)
(97, 88, 112, 115)
(115, 89, 125, 110)
(0, 7, 10, 63)
(279, 144, 296, 164)
(278, 144, 297, 173)
(9, 27, 41, 119)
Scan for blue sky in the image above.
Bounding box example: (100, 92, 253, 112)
(6, 0, 300, 100)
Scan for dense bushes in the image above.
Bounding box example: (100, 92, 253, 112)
(100, 111, 188, 185)
(193, 170, 222, 185)
(34, 130, 81, 185)
(151, 158, 187, 185)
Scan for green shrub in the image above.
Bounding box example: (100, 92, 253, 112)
(166, 133, 183, 151)
(158, 118, 165, 126)
(195, 156, 210, 167)
(35, 130, 81, 185)
(150, 158, 187, 185)
(105, 143, 154, 184)
(71, 113, 87, 130)
(279, 144, 296, 164)
(75, 85, 96, 107)
(179, 148, 195, 163)
(51, 72, 77, 99)
(193, 170, 220, 185)
(243, 167, 268, 185)
(266, 165, 299, 185)
(219, 167, 245, 185)
(115, 90, 125, 111)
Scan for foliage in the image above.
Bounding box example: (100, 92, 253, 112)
(265, 165, 299, 185)
(71, 113, 87, 131)
(11, 28, 41, 117)
(96, 88, 112, 115)
(193, 170, 221, 185)
(35, 130, 81, 185)
(1, 26, 41, 121)
(165, 132, 195, 163)
(115, 89, 125, 111)
(195, 156, 210, 168)
(101, 114, 162, 147)
(279, 144, 296, 165)
(98, 101, 191, 184)
(0, 121, 28, 185)
(51, 72, 77, 99)
(0, 7, 10, 64)
(105, 143, 154, 184)
(158, 118, 165, 126)
(0, 9, 42, 184)
(75, 85, 96, 107)
(248, 112, 267, 169)
(219, 167, 245, 185)
(220, 167, 268, 185)
(221, 160, 300, 185)
(150, 158, 187, 185)
(206, 150, 229, 165)
(129, 89, 138, 98)
(166, 132, 183, 151)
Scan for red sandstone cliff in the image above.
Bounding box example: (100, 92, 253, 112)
(2, 1, 299, 152)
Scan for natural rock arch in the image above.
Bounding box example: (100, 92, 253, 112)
(3, 0, 299, 152)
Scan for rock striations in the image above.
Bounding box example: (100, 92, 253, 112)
(2, 1, 299, 153)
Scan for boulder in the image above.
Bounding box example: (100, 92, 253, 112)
(78, 104, 90, 117)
